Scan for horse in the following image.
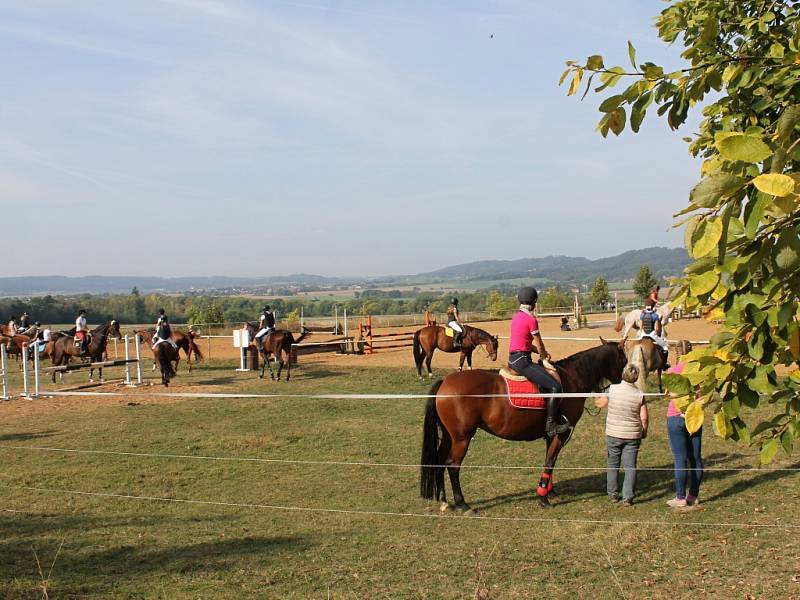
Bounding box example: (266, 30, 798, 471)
(412, 325, 499, 379)
(614, 302, 672, 338)
(153, 341, 178, 386)
(419, 338, 628, 513)
(49, 320, 122, 382)
(134, 328, 204, 372)
(243, 323, 310, 381)
(625, 336, 687, 393)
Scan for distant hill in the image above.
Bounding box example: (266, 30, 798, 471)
(1, 247, 689, 296)
(415, 247, 689, 284)
(0, 274, 347, 297)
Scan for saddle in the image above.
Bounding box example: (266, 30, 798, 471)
(500, 361, 562, 410)
(501, 361, 562, 385)
(445, 327, 454, 337)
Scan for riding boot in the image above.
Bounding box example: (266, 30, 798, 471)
(662, 348, 670, 370)
(545, 396, 570, 437)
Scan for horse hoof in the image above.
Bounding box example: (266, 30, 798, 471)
(453, 503, 473, 514)
(428, 373, 433, 379)
(538, 497, 551, 508)
(439, 502, 450, 513)
(259, 374, 264, 379)
(463, 508, 479, 516)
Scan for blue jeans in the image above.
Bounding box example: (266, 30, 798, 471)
(606, 436, 640, 501)
(667, 416, 703, 499)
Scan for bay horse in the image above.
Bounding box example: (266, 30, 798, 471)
(153, 341, 178, 386)
(420, 338, 628, 513)
(626, 337, 667, 392)
(614, 302, 672, 338)
(243, 323, 310, 381)
(134, 328, 203, 372)
(412, 325, 499, 379)
(49, 320, 122, 382)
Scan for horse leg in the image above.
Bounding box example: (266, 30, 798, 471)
(436, 432, 452, 511)
(536, 436, 565, 508)
(658, 369, 663, 393)
(285, 349, 292, 381)
(265, 352, 276, 380)
(458, 351, 465, 371)
(425, 350, 434, 378)
(466, 350, 473, 370)
(446, 435, 475, 514)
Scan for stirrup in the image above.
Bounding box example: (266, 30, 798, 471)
(546, 418, 570, 437)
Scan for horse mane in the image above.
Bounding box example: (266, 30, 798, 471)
(555, 343, 619, 389)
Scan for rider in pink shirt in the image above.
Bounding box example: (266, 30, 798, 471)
(508, 287, 569, 437)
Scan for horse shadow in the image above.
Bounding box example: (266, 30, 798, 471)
(470, 453, 799, 510)
(0, 430, 58, 442)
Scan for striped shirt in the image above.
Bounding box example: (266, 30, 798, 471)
(605, 382, 645, 439)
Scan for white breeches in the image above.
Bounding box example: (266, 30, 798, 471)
(448, 322, 463, 333)
(255, 328, 272, 339)
(637, 331, 668, 352)
(152, 337, 178, 350)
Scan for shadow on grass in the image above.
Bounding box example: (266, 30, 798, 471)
(0, 430, 58, 442)
(468, 455, 800, 510)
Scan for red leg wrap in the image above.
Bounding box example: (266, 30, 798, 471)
(536, 472, 551, 497)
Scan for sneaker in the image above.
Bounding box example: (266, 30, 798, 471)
(621, 499, 634, 507)
(686, 495, 699, 506)
(609, 495, 620, 503)
(666, 497, 687, 508)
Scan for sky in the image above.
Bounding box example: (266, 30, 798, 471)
(1, 0, 702, 277)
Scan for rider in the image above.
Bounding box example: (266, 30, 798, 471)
(446, 298, 465, 349)
(152, 309, 178, 350)
(6, 317, 18, 336)
(19, 312, 30, 330)
(75, 309, 89, 352)
(508, 287, 570, 437)
(648, 285, 660, 307)
(638, 299, 669, 367)
(254, 305, 275, 345)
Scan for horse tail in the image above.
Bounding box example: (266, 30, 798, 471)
(187, 331, 204, 361)
(629, 344, 646, 391)
(158, 343, 176, 377)
(614, 317, 624, 332)
(420, 379, 444, 500)
(412, 330, 423, 368)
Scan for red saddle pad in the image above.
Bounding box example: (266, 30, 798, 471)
(504, 377, 546, 410)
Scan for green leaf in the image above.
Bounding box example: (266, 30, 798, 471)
(774, 231, 800, 272)
(689, 173, 744, 208)
(627, 41, 636, 69)
(558, 67, 572, 86)
(599, 94, 624, 113)
(722, 63, 741, 84)
(586, 55, 604, 70)
(732, 417, 750, 443)
(769, 42, 784, 59)
(752, 173, 795, 197)
(689, 270, 720, 295)
(760, 438, 779, 464)
(781, 428, 794, 454)
(739, 385, 759, 408)
(568, 69, 584, 96)
(663, 373, 691, 395)
(691, 218, 723, 258)
(715, 132, 773, 163)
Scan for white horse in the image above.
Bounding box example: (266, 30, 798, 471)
(614, 302, 672, 339)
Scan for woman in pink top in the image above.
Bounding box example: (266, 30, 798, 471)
(665, 362, 703, 507)
(508, 287, 569, 437)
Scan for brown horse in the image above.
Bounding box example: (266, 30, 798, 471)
(152, 341, 179, 386)
(134, 328, 204, 372)
(50, 321, 122, 382)
(243, 323, 310, 381)
(420, 339, 628, 513)
(626, 337, 666, 392)
(412, 325, 499, 379)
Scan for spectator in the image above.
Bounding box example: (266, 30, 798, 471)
(665, 363, 703, 508)
(560, 317, 571, 332)
(595, 363, 649, 506)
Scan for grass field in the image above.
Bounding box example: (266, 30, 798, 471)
(1, 358, 799, 599)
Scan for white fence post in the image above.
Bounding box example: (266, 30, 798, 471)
(0, 344, 8, 400)
(33, 342, 40, 397)
(124, 335, 131, 385)
(22, 344, 30, 398)
(614, 292, 619, 321)
(135, 334, 143, 384)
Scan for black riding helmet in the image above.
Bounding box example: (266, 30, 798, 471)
(263, 305, 270, 311)
(517, 287, 538, 306)
(159, 308, 166, 315)
(451, 298, 458, 306)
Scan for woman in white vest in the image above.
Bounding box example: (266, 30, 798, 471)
(595, 363, 649, 506)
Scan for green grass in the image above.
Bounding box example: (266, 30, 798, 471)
(1, 361, 798, 598)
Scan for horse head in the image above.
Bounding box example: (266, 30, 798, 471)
(600, 336, 628, 384)
(109, 319, 122, 339)
(487, 334, 499, 361)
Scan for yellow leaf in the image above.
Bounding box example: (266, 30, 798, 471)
(713, 349, 730, 361)
(674, 394, 693, 413)
(714, 410, 732, 439)
(752, 173, 796, 197)
(684, 401, 705, 434)
(568, 69, 583, 96)
(790, 328, 800, 360)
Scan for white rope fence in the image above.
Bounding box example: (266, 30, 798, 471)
(1, 444, 793, 472)
(2, 483, 797, 530)
(16, 390, 668, 399)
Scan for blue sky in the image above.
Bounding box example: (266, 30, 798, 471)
(1, 0, 700, 277)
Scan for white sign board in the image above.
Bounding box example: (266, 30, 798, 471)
(233, 329, 250, 348)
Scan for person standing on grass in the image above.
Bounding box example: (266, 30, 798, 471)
(595, 363, 649, 506)
(664, 362, 703, 508)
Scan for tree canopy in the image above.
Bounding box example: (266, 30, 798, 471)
(562, 0, 800, 461)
